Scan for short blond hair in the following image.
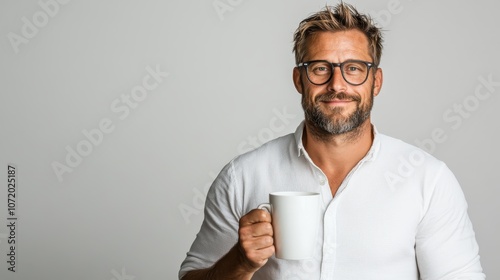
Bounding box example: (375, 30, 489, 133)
(293, 3, 383, 66)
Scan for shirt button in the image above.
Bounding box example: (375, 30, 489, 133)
(327, 247, 335, 254)
(319, 177, 326, 185)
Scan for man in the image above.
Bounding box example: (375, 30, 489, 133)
(179, 3, 485, 279)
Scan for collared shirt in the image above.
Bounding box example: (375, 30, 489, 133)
(179, 122, 485, 279)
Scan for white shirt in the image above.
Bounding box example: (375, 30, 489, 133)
(179, 122, 485, 279)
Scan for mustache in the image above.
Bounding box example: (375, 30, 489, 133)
(315, 92, 361, 102)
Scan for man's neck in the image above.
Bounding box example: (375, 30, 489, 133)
(303, 119, 374, 177)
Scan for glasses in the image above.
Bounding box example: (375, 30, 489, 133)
(297, 59, 375, 86)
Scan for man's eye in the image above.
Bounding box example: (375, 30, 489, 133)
(344, 63, 366, 74)
(312, 66, 330, 74)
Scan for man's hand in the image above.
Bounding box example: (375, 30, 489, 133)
(237, 209, 275, 272)
(182, 209, 274, 280)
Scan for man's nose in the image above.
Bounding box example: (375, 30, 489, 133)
(327, 66, 347, 92)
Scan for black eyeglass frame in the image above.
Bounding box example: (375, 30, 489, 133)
(297, 59, 376, 86)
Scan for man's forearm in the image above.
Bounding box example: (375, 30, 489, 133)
(181, 244, 256, 280)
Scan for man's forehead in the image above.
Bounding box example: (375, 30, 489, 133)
(304, 30, 371, 60)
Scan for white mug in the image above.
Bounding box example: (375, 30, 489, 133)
(258, 191, 320, 260)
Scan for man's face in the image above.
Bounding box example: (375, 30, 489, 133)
(293, 29, 383, 136)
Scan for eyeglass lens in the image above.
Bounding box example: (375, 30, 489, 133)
(306, 61, 369, 85)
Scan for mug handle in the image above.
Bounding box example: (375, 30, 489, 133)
(258, 203, 271, 212)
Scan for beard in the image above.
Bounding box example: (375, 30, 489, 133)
(302, 86, 374, 137)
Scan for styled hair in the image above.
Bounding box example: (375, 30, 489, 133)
(293, 2, 383, 66)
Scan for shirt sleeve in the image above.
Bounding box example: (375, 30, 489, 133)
(178, 160, 242, 279)
(415, 163, 485, 279)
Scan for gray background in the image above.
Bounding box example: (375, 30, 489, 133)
(0, 0, 498, 279)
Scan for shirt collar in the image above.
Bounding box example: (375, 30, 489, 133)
(294, 121, 380, 162)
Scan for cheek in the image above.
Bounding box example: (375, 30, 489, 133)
(299, 78, 306, 94)
(358, 83, 375, 100)
(303, 84, 327, 99)
(305, 91, 320, 104)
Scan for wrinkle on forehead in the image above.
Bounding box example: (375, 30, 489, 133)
(304, 29, 372, 62)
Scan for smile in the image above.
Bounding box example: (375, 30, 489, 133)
(321, 99, 355, 105)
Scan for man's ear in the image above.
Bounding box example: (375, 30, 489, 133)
(373, 67, 383, 97)
(293, 67, 303, 94)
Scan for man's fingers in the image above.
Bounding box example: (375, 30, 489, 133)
(239, 221, 273, 239)
(239, 237, 275, 269)
(237, 208, 275, 271)
(240, 234, 274, 251)
(243, 244, 275, 265)
(240, 209, 272, 226)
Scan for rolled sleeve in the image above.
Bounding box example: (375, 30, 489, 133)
(178, 160, 241, 279)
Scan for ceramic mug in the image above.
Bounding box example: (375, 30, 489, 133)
(258, 191, 320, 260)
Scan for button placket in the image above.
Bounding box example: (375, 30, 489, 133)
(319, 175, 326, 185)
(320, 198, 338, 279)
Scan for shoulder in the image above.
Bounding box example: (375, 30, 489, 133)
(211, 132, 297, 189)
(230, 132, 297, 169)
(376, 133, 444, 169)
(374, 132, 459, 191)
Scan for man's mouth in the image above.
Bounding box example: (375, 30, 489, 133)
(317, 92, 360, 103)
(322, 98, 354, 102)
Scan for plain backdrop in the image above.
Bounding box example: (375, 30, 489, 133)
(1, 0, 499, 279)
